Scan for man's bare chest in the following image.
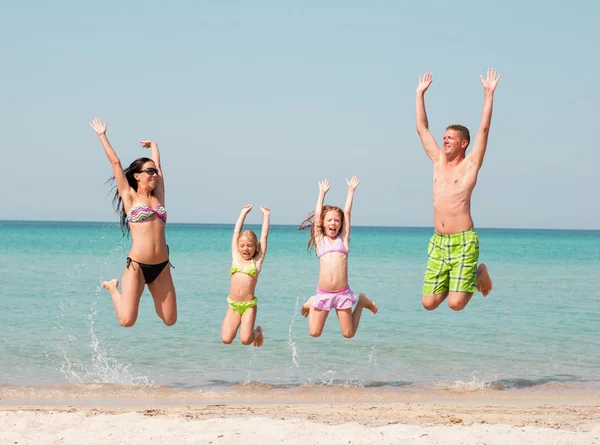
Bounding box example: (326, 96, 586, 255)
(433, 167, 471, 195)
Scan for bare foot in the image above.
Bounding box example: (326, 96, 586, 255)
(476, 263, 493, 297)
(301, 296, 314, 318)
(101, 279, 119, 292)
(358, 293, 378, 314)
(253, 326, 264, 347)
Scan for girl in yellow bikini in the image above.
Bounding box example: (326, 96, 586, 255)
(221, 204, 270, 347)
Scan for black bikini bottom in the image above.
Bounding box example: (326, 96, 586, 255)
(126, 257, 174, 284)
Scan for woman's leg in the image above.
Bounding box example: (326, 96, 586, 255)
(147, 266, 177, 326)
(102, 264, 145, 327)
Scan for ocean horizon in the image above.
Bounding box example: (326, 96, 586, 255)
(3, 219, 600, 231)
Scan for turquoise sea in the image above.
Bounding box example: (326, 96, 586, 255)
(1, 221, 599, 400)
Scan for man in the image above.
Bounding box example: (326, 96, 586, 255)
(415, 68, 499, 311)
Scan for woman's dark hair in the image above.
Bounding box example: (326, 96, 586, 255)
(107, 157, 153, 236)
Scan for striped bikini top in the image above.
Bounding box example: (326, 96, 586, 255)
(127, 204, 167, 224)
(317, 235, 348, 258)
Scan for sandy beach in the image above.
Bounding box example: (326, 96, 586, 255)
(2, 390, 599, 444)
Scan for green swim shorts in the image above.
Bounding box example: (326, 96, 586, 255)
(227, 297, 258, 316)
(422, 228, 479, 295)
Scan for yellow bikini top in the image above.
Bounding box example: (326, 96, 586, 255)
(230, 257, 257, 279)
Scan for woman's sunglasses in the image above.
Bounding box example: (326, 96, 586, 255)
(140, 168, 159, 176)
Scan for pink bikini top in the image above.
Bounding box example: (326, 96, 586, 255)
(317, 235, 348, 258)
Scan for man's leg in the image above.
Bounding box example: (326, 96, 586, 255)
(447, 292, 473, 311)
(447, 229, 480, 311)
(422, 233, 450, 310)
(447, 264, 492, 310)
(422, 292, 449, 311)
(476, 263, 493, 296)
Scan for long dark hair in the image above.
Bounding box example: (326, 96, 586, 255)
(298, 205, 344, 251)
(107, 157, 153, 236)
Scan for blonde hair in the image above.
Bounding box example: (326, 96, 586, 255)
(298, 205, 343, 251)
(238, 229, 259, 258)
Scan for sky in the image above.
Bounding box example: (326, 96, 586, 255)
(2, 1, 599, 229)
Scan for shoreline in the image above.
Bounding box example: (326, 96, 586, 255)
(2, 384, 598, 406)
(2, 384, 599, 444)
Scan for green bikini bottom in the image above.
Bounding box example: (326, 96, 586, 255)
(227, 297, 258, 316)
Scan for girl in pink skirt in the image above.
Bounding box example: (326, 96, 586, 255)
(299, 177, 378, 338)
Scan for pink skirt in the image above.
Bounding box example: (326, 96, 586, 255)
(312, 285, 356, 311)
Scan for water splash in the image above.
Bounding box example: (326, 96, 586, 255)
(288, 296, 301, 369)
(321, 369, 336, 385)
(358, 300, 381, 386)
(440, 375, 492, 391)
(242, 346, 258, 384)
(358, 344, 379, 386)
(54, 230, 150, 386)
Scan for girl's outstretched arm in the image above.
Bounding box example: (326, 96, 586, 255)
(90, 117, 131, 202)
(256, 206, 270, 265)
(341, 176, 360, 243)
(232, 205, 252, 260)
(140, 140, 165, 202)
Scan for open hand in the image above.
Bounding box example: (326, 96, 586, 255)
(480, 68, 501, 93)
(89, 117, 107, 135)
(318, 179, 331, 194)
(417, 72, 433, 93)
(346, 176, 360, 191)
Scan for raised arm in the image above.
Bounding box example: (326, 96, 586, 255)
(231, 205, 252, 259)
(468, 68, 501, 170)
(256, 206, 271, 264)
(416, 73, 441, 163)
(140, 140, 165, 199)
(90, 118, 130, 200)
(314, 179, 330, 226)
(340, 176, 359, 243)
(140, 140, 161, 171)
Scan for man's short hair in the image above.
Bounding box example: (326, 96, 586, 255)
(446, 125, 470, 146)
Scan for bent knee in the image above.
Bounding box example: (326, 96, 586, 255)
(162, 315, 177, 327)
(119, 316, 137, 327)
(422, 297, 440, 311)
(422, 301, 438, 311)
(448, 300, 467, 311)
(309, 329, 323, 338)
(240, 335, 254, 345)
(222, 337, 234, 345)
(341, 330, 355, 339)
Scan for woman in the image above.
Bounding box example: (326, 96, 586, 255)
(90, 117, 177, 327)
